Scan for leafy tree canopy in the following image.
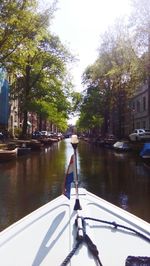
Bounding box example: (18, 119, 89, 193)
(0, 0, 75, 136)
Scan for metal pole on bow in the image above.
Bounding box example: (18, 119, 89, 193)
(71, 135, 82, 210)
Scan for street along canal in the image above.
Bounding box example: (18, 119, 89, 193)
(0, 138, 149, 231)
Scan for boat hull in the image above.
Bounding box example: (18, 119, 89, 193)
(140, 142, 150, 158)
(0, 188, 149, 265)
(0, 148, 17, 161)
(113, 141, 131, 152)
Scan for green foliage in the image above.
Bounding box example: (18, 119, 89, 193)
(79, 17, 146, 135)
(25, 97, 68, 132)
(70, 91, 82, 112)
(0, 0, 74, 136)
(78, 82, 104, 132)
(129, 0, 150, 77)
(0, 1, 38, 63)
(129, 0, 150, 50)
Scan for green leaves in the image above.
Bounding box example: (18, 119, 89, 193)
(79, 17, 144, 136)
(0, 0, 74, 135)
(0, 1, 39, 63)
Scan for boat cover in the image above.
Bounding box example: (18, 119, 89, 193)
(140, 143, 150, 157)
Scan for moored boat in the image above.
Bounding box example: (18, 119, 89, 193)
(0, 136, 149, 265)
(27, 140, 43, 150)
(140, 142, 150, 158)
(49, 137, 59, 143)
(140, 142, 150, 168)
(104, 134, 117, 148)
(39, 138, 53, 146)
(113, 141, 131, 152)
(0, 148, 18, 162)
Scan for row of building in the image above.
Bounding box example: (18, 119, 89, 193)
(128, 82, 149, 137)
(110, 81, 150, 138)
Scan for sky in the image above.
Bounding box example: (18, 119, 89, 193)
(47, 0, 131, 124)
(51, 0, 131, 91)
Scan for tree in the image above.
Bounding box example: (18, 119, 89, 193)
(129, 0, 150, 51)
(29, 100, 68, 132)
(129, 0, 150, 117)
(80, 19, 141, 137)
(0, 1, 39, 63)
(0, 0, 59, 62)
(10, 31, 73, 136)
(1, 0, 73, 137)
(78, 76, 104, 135)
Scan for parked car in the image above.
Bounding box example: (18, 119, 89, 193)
(40, 131, 48, 137)
(32, 131, 42, 139)
(129, 129, 150, 141)
(47, 131, 54, 137)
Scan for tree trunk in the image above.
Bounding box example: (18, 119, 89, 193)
(21, 110, 28, 138)
(39, 115, 42, 131)
(20, 63, 31, 138)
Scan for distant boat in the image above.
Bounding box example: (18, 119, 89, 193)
(140, 142, 150, 158)
(113, 141, 131, 152)
(49, 137, 59, 143)
(0, 148, 18, 161)
(104, 134, 117, 148)
(27, 140, 43, 150)
(40, 138, 53, 146)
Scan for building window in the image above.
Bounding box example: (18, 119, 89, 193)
(132, 102, 135, 111)
(143, 96, 146, 111)
(136, 100, 140, 112)
(142, 121, 146, 129)
(136, 122, 140, 128)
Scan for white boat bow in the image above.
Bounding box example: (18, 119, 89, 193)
(0, 188, 149, 266)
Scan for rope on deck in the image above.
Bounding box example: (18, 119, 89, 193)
(60, 216, 150, 266)
(60, 216, 103, 266)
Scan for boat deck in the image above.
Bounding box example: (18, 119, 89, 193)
(0, 188, 149, 265)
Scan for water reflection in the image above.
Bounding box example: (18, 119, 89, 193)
(0, 138, 149, 231)
(77, 141, 150, 222)
(118, 193, 128, 210)
(0, 142, 66, 231)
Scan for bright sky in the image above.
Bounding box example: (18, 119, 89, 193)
(52, 0, 131, 93)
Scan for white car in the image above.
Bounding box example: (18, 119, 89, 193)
(40, 131, 48, 137)
(129, 129, 150, 141)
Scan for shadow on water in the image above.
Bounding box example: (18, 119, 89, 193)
(0, 138, 149, 231)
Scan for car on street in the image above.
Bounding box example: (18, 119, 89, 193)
(32, 131, 42, 139)
(129, 128, 150, 141)
(40, 131, 48, 137)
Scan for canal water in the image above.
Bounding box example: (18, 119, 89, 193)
(0, 138, 149, 231)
